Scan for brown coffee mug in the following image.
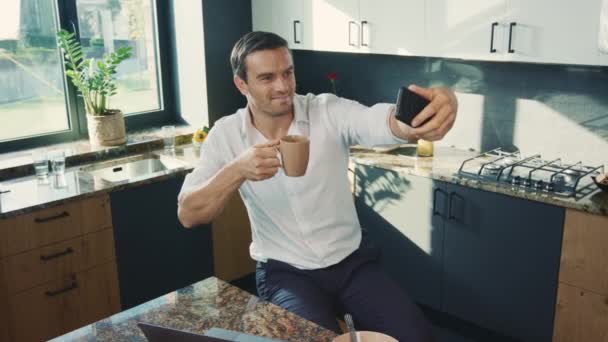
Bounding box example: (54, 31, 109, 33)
(279, 135, 310, 177)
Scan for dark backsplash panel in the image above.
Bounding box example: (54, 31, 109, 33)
(293, 50, 608, 166)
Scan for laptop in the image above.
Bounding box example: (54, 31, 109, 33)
(137, 322, 287, 342)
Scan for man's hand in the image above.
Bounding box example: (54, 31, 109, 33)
(409, 84, 458, 141)
(234, 140, 281, 181)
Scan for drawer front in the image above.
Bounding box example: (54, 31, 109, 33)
(0, 195, 112, 258)
(9, 261, 120, 342)
(4, 228, 115, 295)
(10, 274, 82, 342)
(1, 201, 81, 258)
(553, 283, 608, 342)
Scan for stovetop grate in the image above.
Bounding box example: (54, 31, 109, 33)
(457, 148, 605, 198)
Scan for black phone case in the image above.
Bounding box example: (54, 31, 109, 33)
(394, 86, 430, 127)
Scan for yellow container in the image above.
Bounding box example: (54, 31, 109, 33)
(417, 139, 434, 157)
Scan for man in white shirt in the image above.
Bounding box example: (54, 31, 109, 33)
(178, 31, 457, 341)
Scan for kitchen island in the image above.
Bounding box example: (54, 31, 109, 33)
(50, 276, 337, 342)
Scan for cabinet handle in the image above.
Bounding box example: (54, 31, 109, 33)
(432, 188, 447, 218)
(293, 20, 301, 44)
(508, 22, 516, 53)
(40, 247, 74, 261)
(34, 211, 70, 223)
(448, 192, 464, 222)
(361, 20, 369, 46)
(45, 281, 78, 297)
(490, 22, 498, 53)
(348, 21, 358, 47)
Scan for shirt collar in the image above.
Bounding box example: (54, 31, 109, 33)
(239, 94, 309, 143)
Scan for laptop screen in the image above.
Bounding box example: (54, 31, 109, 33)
(138, 322, 229, 342)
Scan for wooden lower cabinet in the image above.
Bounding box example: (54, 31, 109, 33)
(553, 209, 608, 342)
(3, 228, 115, 295)
(9, 261, 120, 342)
(212, 193, 255, 282)
(553, 283, 608, 342)
(0, 263, 9, 342)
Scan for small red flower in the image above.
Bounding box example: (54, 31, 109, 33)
(326, 72, 338, 81)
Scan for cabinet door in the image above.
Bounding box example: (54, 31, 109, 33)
(426, 0, 509, 61)
(355, 164, 446, 310)
(507, 0, 605, 66)
(0, 263, 9, 342)
(553, 283, 608, 342)
(252, 0, 274, 33)
(252, 0, 312, 50)
(443, 184, 564, 341)
(110, 176, 214, 310)
(311, 0, 360, 53)
(359, 0, 427, 56)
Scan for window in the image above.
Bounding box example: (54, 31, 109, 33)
(0, 0, 171, 151)
(0, 1, 71, 142)
(76, 0, 162, 115)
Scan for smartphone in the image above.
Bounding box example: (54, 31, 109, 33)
(394, 86, 431, 127)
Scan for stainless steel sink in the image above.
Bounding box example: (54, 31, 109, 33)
(79, 154, 188, 183)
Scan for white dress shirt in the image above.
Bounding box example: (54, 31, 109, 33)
(179, 93, 406, 270)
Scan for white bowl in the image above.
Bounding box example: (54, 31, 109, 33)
(332, 331, 398, 342)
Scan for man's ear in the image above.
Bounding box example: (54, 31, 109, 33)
(233, 75, 248, 96)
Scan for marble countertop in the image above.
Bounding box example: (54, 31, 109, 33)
(350, 145, 608, 216)
(50, 276, 337, 342)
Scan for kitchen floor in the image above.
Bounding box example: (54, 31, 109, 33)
(229, 275, 517, 342)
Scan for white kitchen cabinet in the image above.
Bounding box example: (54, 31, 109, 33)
(253, 0, 608, 66)
(253, 0, 427, 55)
(251, 0, 273, 33)
(359, 0, 427, 56)
(425, 0, 509, 61)
(251, 0, 312, 50)
(506, 0, 606, 66)
(426, 0, 608, 66)
(309, 0, 360, 53)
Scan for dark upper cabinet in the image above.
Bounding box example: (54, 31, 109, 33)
(354, 163, 565, 341)
(355, 164, 445, 311)
(443, 183, 564, 342)
(110, 175, 214, 310)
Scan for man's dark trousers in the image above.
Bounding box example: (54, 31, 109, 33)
(255, 244, 435, 341)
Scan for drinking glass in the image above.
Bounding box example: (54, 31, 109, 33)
(162, 125, 176, 151)
(49, 150, 66, 175)
(32, 150, 49, 178)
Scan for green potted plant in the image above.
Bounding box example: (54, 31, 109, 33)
(56, 30, 132, 146)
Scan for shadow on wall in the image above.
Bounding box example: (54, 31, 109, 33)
(293, 50, 608, 166)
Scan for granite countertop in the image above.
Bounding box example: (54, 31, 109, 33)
(1, 141, 606, 219)
(350, 145, 608, 216)
(50, 276, 337, 342)
(0, 145, 200, 218)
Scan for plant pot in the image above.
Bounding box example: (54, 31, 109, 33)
(86, 110, 127, 146)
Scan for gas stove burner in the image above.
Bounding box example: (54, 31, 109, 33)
(457, 148, 605, 198)
(483, 163, 502, 175)
(496, 157, 518, 166)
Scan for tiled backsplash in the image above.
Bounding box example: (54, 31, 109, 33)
(294, 51, 608, 167)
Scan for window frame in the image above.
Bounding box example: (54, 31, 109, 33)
(0, 0, 175, 153)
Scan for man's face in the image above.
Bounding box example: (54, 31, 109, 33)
(235, 47, 296, 118)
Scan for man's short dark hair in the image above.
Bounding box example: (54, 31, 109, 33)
(230, 31, 290, 82)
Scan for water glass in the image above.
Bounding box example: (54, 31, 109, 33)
(32, 151, 49, 178)
(162, 125, 176, 151)
(49, 150, 66, 175)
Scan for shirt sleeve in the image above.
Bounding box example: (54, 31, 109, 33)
(323, 94, 409, 148)
(178, 125, 226, 202)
